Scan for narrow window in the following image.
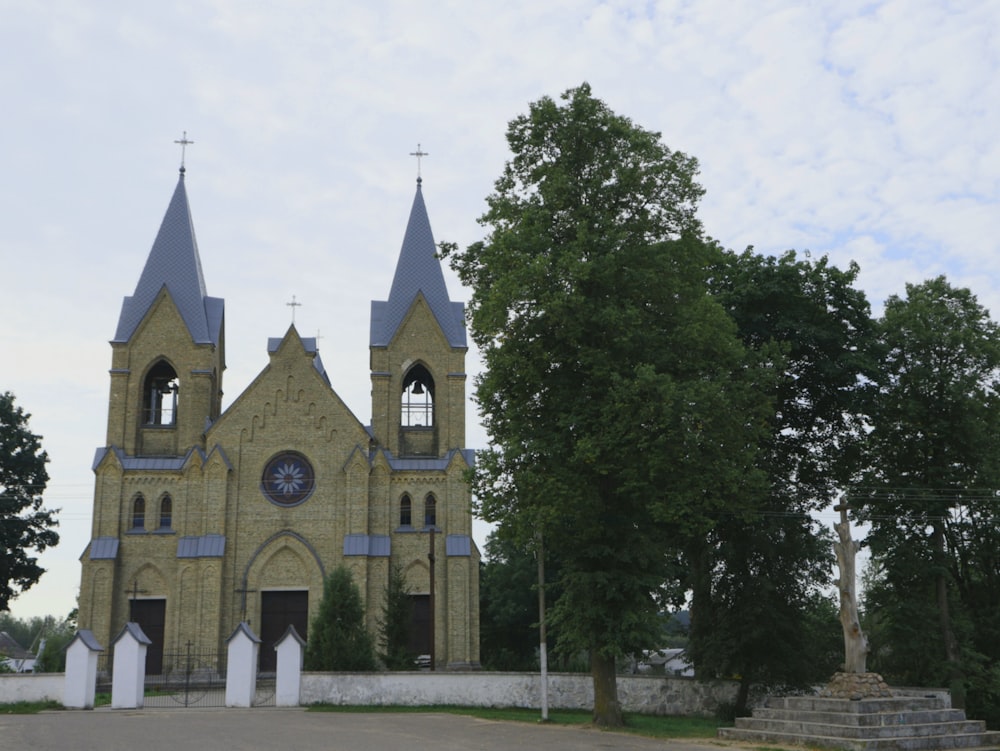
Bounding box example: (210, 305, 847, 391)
(401, 365, 434, 427)
(424, 494, 437, 528)
(132, 496, 146, 530)
(400, 494, 412, 527)
(143, 360, 179, 426)
(159, 495, 172, 530)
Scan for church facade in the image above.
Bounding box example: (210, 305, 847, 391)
(77, 166, 480, 672)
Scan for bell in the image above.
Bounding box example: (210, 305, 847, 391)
(411, 381, 425, 395)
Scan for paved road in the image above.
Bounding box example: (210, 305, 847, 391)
(0, 708, 741, 751)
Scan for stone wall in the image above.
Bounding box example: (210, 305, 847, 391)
(0, 674, 64, 704)
(300, 672, 739, 717)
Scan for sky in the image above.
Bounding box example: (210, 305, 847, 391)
(3, 0, 1000, 622)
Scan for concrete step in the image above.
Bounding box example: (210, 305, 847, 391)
(768, 696, 949, 714)
(752, 706, 968, 727)
(735, 716, 989, 739)
(719, 726, 1000, 751)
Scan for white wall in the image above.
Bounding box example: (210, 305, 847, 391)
(0, 674, 64, 704)
(301, 672, 738, 717)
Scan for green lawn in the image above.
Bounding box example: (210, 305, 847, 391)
(308, 704, 727, 739)
(0, 700, 62, 714)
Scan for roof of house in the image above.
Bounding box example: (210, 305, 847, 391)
(113, 169, 224, 346)
(0, 632, 33, 660)
(370, 179, 466, 349)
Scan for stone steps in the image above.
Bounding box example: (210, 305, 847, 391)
(718, 695, 1000, 751)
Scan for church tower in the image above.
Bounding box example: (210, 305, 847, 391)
(369, 175, 479, 668)
(106, 166, 225, 457)
(78, 166, 226, 669)
(369, 176, 467, 457)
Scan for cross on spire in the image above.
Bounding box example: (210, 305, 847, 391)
(174, 131, 194, 171)
(286, 294, 302, 324)
(410, 143, 429, 179)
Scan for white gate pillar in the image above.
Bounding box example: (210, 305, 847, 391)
(225, 622, 261, 707)
(274, 624, 306, 707)
(111, 622, 151, 709)
(63, 630, 104, 709)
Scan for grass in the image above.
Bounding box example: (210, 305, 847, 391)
(0, 700, 62, 714)
(308, 704, 727, 739)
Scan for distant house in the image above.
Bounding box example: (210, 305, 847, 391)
(0, 632, 36, 673)
(637, 648, 694, 677)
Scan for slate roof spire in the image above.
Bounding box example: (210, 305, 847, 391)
(370, 178, 466, 348)
(113, 169, 224, 345)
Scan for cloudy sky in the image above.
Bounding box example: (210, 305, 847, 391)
(3, 1, 999, 621)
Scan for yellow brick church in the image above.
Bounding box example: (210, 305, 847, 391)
(77, 164, 480, 672)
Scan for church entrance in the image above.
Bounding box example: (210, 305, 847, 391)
(129, 598, 166, 675)
(409, 594, 431, 660)
(259, 590, 308, 672)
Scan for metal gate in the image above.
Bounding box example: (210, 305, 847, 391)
(143, 643, 227, 708)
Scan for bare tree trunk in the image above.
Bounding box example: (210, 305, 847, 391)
(834, 513, 868, 673)
(590, 651, 622, 727)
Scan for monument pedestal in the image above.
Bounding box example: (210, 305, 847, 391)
(719, 691, 1000, 750)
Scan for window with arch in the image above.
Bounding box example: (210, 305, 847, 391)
(400, 494, 412, 527)
(143, 360, 179, 426)
(424, 494, 437, 528)
(401, 364, 434, 427)
(132, 495, 146, 531)
(159, 495, 172, 530)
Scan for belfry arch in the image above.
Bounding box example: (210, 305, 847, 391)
(400, 363, 436, 457)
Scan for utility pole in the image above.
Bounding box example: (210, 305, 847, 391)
(537, 531, 549, 721)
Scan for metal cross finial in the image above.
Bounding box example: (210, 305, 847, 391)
(286, 294, 302, 324)
(410, 143, 429, 179)
(174, 131, 194, 170)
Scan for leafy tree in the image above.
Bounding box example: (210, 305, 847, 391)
(857, 276, 1000, 713)
(478, 531, 540, 671)
(304, 566, 376, 671)
(378, 562, 416, 670)
(443, 83, 771, 725)
(0, 392, 59, 611)
(688, 249, 875, 712)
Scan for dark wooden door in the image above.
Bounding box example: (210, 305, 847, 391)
(259, 591, 308, 672)
(130, 598, 166, 675)
(409, 594, 431, 657)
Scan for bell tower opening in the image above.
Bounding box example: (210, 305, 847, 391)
(143, 360, 179, 426)
(400, 364, 437, 457)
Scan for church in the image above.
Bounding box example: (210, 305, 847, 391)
(76, 160, 480, 672)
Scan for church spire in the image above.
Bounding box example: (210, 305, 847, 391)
(370, 178, 466, 349)
(113, 170, 223, 346)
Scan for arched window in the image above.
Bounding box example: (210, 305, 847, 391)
(400, 494, 412, 527)
(143, 360, 179, 426)
(132, 495, 146, 530)
(401, 364, 434, 427)
(424, 494, 437, 528)
(159, 495, 172, 530)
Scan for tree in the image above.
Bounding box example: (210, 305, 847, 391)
(443, 83, 771, 725)
(687, 250, 875, 712)
(304, 566, 377, 671)
(858, 276, 1000, 713)
(0, 392, 59, 612)
(378, 562, 416, 670)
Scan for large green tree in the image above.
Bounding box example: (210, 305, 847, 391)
(0, 392, 59, 612)
(444, 84, 771, 725)
(688, 250, 875, 711)
(304, 566, 377, 671)
(858, 276, 1000, 715)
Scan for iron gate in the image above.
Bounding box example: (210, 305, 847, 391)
(143, 643, 226, 707)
